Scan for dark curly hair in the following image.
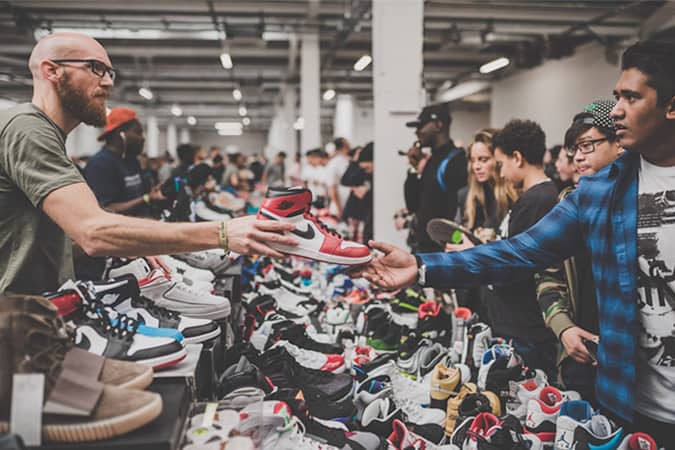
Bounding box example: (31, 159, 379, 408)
(493, 119, 546, 166)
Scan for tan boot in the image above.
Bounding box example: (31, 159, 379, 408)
(0, 307, 162, 443)
(0, 294, 152, 390)
(445, 382, 477, 436)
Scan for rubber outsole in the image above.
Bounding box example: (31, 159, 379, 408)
(0, 395, 162, 443)
(271, 243, 372, 266)
(182, 327, 222, 345)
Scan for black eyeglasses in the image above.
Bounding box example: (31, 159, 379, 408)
(50, 59, 116, 81)
(566, 137, 609, 157)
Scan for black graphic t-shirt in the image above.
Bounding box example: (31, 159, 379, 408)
(635, 157, 675, 422)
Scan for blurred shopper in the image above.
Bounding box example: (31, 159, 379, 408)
(404, 102, 467, 252)
(555, 143, 578, 188)
(302, 148, 328, 207)
(325, 137, 352, 218)
(84, 107, 164, 217)
(157, 150, 174, 183)
(264, 151, 287, 187)
(341, 144, 373, 242)
(171, 143, 199, 179)
(211, 153, 225, 183)
(221, 152, 246, 189)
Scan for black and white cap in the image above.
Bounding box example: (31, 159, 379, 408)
(573, 99, 616, 131)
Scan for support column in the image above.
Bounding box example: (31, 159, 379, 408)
(179, 128, 190, 144)
(65, 123, 100, 157)
(146, 116, 160, 158)
(266, 84, 298, 157)
(372, 0, 424, 247)
(300, 31, 321, 151)
(166, 122, 177, 158)
(333, 94, 354, 142)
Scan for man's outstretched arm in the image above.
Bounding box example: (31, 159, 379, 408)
(43, 182, 297, 258)
(356, 190, 584, 290)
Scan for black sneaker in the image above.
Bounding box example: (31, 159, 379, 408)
(257, 346, 354, 402)
(269, 388, 387, 449)
(91, 275, 221, 344)
(47, 289, 186, 370)
(277, 322, 344, 354)
(366, 320, 402, 353)
(217, 355, 275, 398)
(353, 352, 397, 382)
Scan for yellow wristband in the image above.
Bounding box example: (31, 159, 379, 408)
(218, 221, 229, 252)
(143, 193, 151, 204)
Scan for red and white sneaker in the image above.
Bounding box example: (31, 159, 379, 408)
(258, 187, 372, 265)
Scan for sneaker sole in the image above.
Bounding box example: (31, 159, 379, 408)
(151, 300, 231, 321)
(136, 347, 188, 370)
(271, 244, 373, 266)
(117, 365, 154, 390)
(182, 327, 222, 345)
(0, 394, 162, 443)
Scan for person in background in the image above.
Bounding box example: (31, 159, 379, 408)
(171, 143, 198, 179)
(288, 152, 304, 186)
(341, 144, 371, 242)
(211, 153, 225, 183)
(325, 137, 352, 218)
(404, 102, 467, 252)
(264, 151, 287, 187)
(139, 152, 159, 188)
(249, 153, 266, 185)
(555, 143, 578, 189)
(544, 144, 564, 190)
(537, 99, 622, 406)
(84, 107, 164, 217)
(452, 128, 518, 323)
(446, 119, 560, 380)
(302, 148, 328, 207)
(221, 152, 244, 189)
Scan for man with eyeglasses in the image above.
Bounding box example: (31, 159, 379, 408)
(0, 32, 296, 296)
(355, 41, 675, 444)
(536, 99, 623, 408)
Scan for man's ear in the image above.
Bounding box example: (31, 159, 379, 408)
(512, 150, 524, 167)
(666, 96, 675, 121)
(41, 60, 60, 83)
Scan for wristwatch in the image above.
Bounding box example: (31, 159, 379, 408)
(414, 255, 426, 286)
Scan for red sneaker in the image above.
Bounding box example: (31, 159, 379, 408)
(258, 187, 372, 265)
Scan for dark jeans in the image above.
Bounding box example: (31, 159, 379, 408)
(507, 336, 558, 383)
(560, 357, 597, 407)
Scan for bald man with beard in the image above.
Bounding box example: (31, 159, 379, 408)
(0, 33, 296, 294)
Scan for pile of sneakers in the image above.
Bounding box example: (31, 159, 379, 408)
(203, 248, 663, 450)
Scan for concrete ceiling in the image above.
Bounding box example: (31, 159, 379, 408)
(0, 0, 669, 134)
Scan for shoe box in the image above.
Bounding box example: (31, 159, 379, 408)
(35, 379, 191, 450)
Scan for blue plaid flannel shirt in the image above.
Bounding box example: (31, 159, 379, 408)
(418, 151, 642, 421)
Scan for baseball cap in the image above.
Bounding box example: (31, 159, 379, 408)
(572, 99, 616, 131)
(97, 107, 140, 141)
(406, 102, 451, 128)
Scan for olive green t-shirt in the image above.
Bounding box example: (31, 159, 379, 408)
(0, 103, 84, 294)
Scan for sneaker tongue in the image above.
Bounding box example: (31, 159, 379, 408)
(93, 275, 141, 304)
(589, 415, 613, 437)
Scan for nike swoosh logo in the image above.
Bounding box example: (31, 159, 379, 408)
(291, 224, 315, 240)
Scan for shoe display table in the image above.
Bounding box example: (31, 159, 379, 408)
(34, 378, 191, 450)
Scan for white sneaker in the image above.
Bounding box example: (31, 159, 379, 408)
(506, 369, 548, 420)
(174, 249, 231, 273)
(258, 282, 321, 317)
(250, 313, 293, 352)
(162, 254, 215, 282)
(191, 198, 233, 222)
(271, 340, 346, 373)
(108, 259, 230, 320)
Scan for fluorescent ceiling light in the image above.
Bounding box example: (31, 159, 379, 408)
(262, 31, 290, 41)
(217, 129, 243, 136)
(220, 52, 233, 70)
(293, 117, 305, 130)
(322, 89, 336, 101)
(479, 57, 510, 74)
(34, 27, 226, 41)
(242, 117, 251, 126)
(436, 80, 491, 103)
(232, 88, 242, 101)
(170, 104, 183, 117)
(238, 106, 247, 116)
(353, 54, 372, 72)
(187, 116, 197, 126)
(138, 87, 153, 100)
(215, 122, 243, 130)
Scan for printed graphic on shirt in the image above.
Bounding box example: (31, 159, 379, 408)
(637, 190, 675, 368)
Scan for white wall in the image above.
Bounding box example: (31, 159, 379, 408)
(491, 43, 620, 146)
(451, 108, 491, 148)
(353, 103, 374, 146)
